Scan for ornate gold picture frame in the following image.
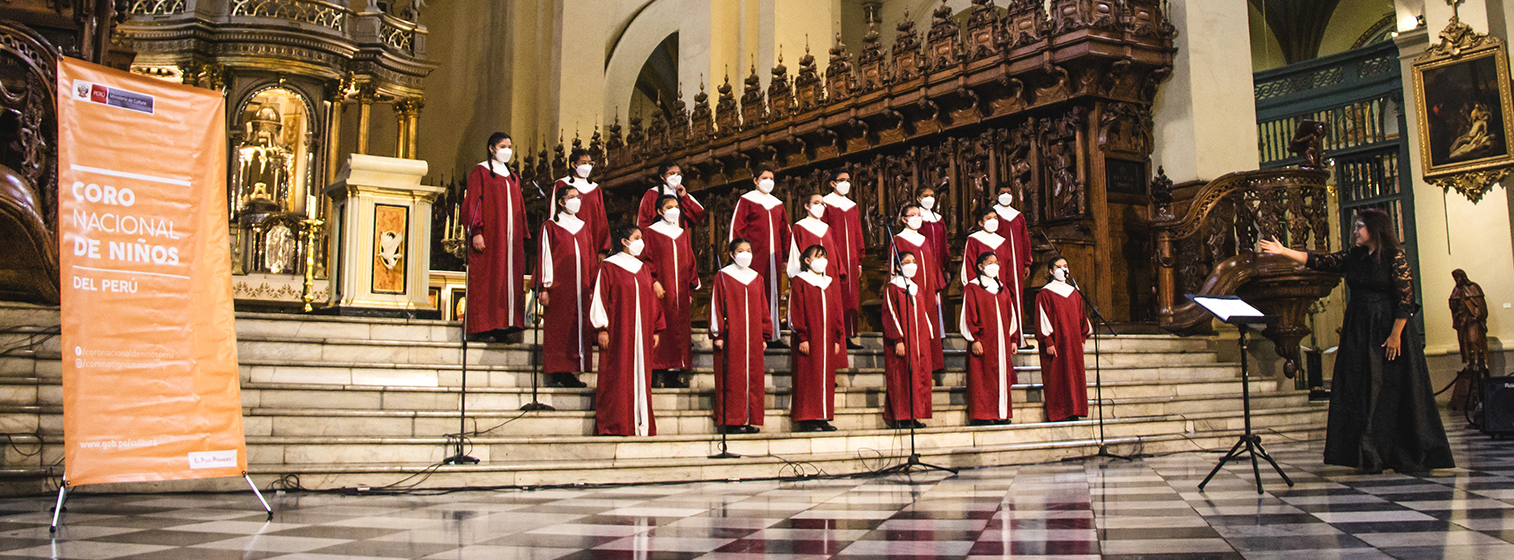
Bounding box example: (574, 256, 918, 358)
(1413, 17, 1514, 202)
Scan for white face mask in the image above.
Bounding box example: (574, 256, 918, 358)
(834, 181, 851, 196)
(563, 198, 582, 215)
(808, 204, 825, 219)
(576, 164, 593, 178)
(733, 251, 753, 269)
(998, 193, 1013, 206)
(983, 263, 1000, 278)
(494, 147, 512, 164)
(666, 174, 683, 188)
(982, 218, 999, 233)
(627, 239, 645, 257)
(901, 263, 919, 279)
(757, 178, 775, 193)
(663, 207, 681, 224)
(811, 257, 829, 274)
(1052, 267, 1068, 282)
(919, 196, 935, 210)
(906, 216, 923, 230)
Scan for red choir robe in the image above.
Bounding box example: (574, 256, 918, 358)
(1036, 280, 1092, 422)
(788, 271, 846, 422)
(536, 215, 597, 373)
(919, 208, 950, 276)
(590, 253, 667, 436)
(710, 265, 772, 426)
(961, 278, 1018, 421)
(551, 176, 610, 254)
(993, 203, 1034, 346)
(891, 230, 946, 371)
(960, 230, 1023, 344)
(785, 217, 844, 281)
(729, 191, 791, 341)
(822, 192, 864, 337)
(883, 277, 934, 421)
(638, 185, 708, 229)
(643, 220, 699, 370)
(464, 162, 528, 333)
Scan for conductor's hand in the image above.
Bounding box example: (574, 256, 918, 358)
(714, 339, 724, 350)
(653, 281, 666, 299)
(971, 341, 984, 356)
(539, 291, 549, 308)
(1257, 236, 1284, 255)
(597, 331, 609, 348)
(894, 341, 907, 358)
(799, 341, 810, 356)
(1383, 334, 1401, 361)
(471, 234, 486, 252)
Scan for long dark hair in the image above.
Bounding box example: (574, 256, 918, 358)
(611, 223, 640, 254)
(485, 132, 510, 178)
(555, 185, 578, 217)
(1357, 208, 1402, 261)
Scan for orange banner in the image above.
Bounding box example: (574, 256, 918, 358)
(56, 58, 246, 486)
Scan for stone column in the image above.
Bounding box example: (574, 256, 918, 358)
(1150, 0, 1259, 184)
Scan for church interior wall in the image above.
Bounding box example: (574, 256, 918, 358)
(1318, 0, 1396, 57)
(413, 0, 516, 179)
(1248, 3, 1287, 72)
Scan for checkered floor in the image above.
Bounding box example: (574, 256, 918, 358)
(3, 414, 1513, 559)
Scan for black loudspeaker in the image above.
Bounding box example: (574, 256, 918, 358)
(1481, 376, 1514, 436)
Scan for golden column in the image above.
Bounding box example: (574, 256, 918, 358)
(356, 83, 378, 155)
(324, 79, 348, 185)
(393, 96, 424, 159)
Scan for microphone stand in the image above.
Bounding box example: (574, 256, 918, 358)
(445, 232, 479, 465)
(1036, 230, 1134, 463)
(873, 211, 957, 476)
(522, 180, 554, 412)
(709, 249, 739, 459)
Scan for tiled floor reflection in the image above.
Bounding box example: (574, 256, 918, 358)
(3, 414, 1513, 559)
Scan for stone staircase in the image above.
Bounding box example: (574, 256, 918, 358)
(0, 302, 1327, 494)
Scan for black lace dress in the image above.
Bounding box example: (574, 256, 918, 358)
(1307, 246, 1454, 472)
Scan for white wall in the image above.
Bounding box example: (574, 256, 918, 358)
(1152, 0, 1260, 184)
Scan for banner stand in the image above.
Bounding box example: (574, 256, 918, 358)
(50, 472, 273, 532)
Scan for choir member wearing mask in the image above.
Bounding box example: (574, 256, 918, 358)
(639, 161, 707, 229)
(590, 225, 666, 436)
(821, 169, 865, 348)
(643, 195, 699, 389)
(991, 183, 1034, 349)
(729, 165, 791, 346)
(534, 186, 595, 388)
(960, 208, 1023, 350)
(961, 252, 1017, 426)
(463, 132, 529, 342)
(551, 148, 610, 255)
(883, 251, 935, 429)
(710, 239, 772, 434)
(892, 204, 946, 373)
(1036, 255, 1092, 422)
(788, 244, 846, 433)
(787, 194, 844, 283)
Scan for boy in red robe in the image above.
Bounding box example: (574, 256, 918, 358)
(550, 148, 610, 255)
(638, 161, 707, 229)
(710, 238, 771, 434)
(788, 244, 846, 432)
(883, 251, 934, 428)
(821, 169, 864, 346)
(992, 183, 1034, 348)
(591, 225, 666, 436)
(891, 204, 945, 372)
(729, 165, 790, 344)
(961, 252, 1017, 425)
(1036, 255, 1091, 422)
(463, 132, 528, 341)
(535, 186, 595, 388)
(643, 195, 699, 389)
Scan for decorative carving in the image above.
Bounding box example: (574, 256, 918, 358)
(127, 0, 186, 15)
(691, 78, 713, 142)
(1432, 15, 1489, 57)
(740, 63, 766, 128)
(1042, 109, 1084, 220)
(1430, 169, 1509, 203)
(1150, 166, 1174, 220)
(893, 10, 923, 82)
(231, 0, 347, 31)
(855, 24, 885, 93)
(768, 52, 794, 122)
(1288, 119, 1328, 169)
(715, 72, 739, 135)
(826, 34, 856, 100)
(1099, 102, 1153, 155)
(795, 45, 823, 112)
(965, 0, 1004, 60)
(927, 0, 964, 70)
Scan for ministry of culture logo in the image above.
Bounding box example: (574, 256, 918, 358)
(71, 79, 155, 115)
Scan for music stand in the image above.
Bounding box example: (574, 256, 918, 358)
(1189, 295, 1294, 495)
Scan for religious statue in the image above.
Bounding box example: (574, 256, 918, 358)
(1451, 268, 1489, 371)
(1289, 119, 1328, 170)
(236, 103, 295, 212)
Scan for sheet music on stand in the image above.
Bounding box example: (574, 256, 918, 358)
(1187, 295, 1267, 326)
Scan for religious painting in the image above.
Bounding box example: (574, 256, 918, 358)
(372, 204, 408, 295)
(1412, 24, 1514, 202)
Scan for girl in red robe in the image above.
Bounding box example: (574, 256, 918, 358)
(551, 148, 610, 255)
(643, 195, 699, 388)
(788, 244, 846, 432)
(463, 132, 528, 339)
(992, 183, 1034, 348)
(729, 165, 790, 344)
(959, 207, 1022, 346)
(883, 251, 934, 428)
(891, 204, 945, 372)
(786, 194, 843, 281)
(535, 186, 595, 388)
(638, 161, 708, 229)
(590, 225, 666, 436)
(710, 238, 771, 434)
(821, 169, 864, 343)
(1036, 255, 1091, 422)
(961, 252, 1017, 425)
